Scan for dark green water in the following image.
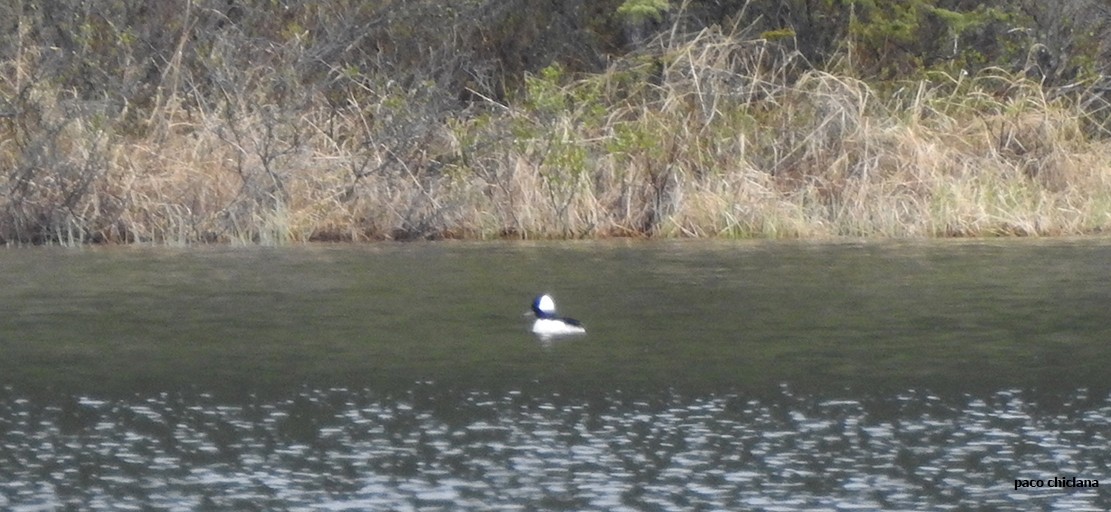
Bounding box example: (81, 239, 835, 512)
(1, 240, 1109, 510)
(1, 239, 1109, 395)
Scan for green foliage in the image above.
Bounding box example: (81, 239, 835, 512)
(517, 64, 603, 184)
(608, 121, 665, 162)
(617, 0, 670, 24)
(519, 63, 609, 131)
(523, 64, 570, 116)
(839, 0, 1022, 79)
(760, 29, 796, 42)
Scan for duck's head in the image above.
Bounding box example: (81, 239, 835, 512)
(531, 294, 557, 319)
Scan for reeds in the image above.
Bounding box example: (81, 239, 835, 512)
(2, 23, 1111, 244)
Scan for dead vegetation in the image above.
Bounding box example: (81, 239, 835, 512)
(2, 1, 1111, 243)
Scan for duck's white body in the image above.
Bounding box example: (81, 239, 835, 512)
(530, 294, 586, 336)
(532, 317, 587, 336)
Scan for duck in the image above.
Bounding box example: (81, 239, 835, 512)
(530, 294, 586, 336)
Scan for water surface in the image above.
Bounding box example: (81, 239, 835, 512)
(0, 239, 1109, 510)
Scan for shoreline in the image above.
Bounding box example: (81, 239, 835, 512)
(4, 10, 1111, 245)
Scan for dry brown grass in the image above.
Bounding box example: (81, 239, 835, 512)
(3, 26, 1111, 244)
(436, 28, 1111, 240)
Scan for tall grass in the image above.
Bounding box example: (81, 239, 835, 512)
(2, 24, 1111, 243)
(444, 28, 1111, 239)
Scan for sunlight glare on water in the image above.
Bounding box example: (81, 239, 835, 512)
(1, 387, 1109, 511)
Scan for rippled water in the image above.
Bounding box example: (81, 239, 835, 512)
(1, 240, 1110, 510)
(2, 387, 1108, 511)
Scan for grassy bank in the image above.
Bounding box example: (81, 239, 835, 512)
(3, 3, 1111, 243)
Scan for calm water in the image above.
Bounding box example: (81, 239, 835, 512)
(1, 240, 1109, 510)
